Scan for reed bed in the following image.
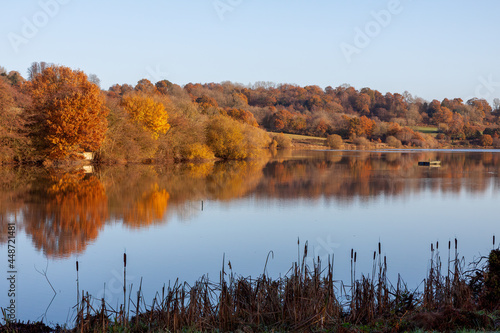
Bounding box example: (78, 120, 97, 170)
(2, 238, 499, 333)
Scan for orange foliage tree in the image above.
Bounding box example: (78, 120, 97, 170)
(348, 116, 376, 138)
(480, 134, 493, 147)
(25, 65, 108, 159)
(226, 108, 259, 127)
(121, 94, 171, 140)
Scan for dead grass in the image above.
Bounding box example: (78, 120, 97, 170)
(3, 241, 499, 333)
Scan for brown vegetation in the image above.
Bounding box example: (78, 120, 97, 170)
(1, 63, 500, 164)
(24, 244, 497, 333)
(24, 65, 108, 160)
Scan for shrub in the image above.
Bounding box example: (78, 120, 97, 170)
(206, 115, 270, 160)
(493, 138, 500, 149)
(206, 115, 247, 159)
(242, 124, 272, 158)
(273, 133, 292, 149)
(386, 135, 402, 148)
(480, 134, 493, 147)
(436, 133, 447, 141)
(326, 134, 343, 149)
(353, 137, 371, 149)
(180, 143, 214, 161)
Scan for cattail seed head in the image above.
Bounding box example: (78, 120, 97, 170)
(76, 261, 79, 272)
(124, 253, 127, 267)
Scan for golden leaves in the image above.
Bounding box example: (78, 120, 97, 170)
(121, 94, 171, 140)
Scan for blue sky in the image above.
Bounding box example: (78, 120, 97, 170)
(1, 0, 499, 103)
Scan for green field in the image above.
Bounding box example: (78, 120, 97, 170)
(411, 126, 439, 137)
(411, 126, 439, 133)
(270, 132, 326, 147)
(277, 132, 326, 141)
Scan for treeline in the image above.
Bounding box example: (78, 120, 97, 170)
(0, 63, 272, 164)
(181, 81, 500, 148)
(2, 62, 500, 163)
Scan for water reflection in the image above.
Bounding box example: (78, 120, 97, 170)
(22, 170, 108, 257)
(1, 150, 499, 258)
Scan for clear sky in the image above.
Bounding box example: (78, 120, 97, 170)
(2, 0, 499, 103)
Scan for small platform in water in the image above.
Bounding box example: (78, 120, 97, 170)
(418, 160, 441, 167)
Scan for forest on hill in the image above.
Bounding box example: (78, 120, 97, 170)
(1, 62, 500, 164)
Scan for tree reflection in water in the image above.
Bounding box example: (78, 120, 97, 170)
(0, 150, 499, 257)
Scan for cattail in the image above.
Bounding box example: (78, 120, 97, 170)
(448, 240, 451, 250)
(123, 252, 127, 320)
(378, 242, 381, 255)
(76, 260, 79, 272)
(455, 238, 457, 250)
(373, 251, 376, 261)
(354, 252, 357, 263)
(436, 241, 439, 250)
(351, 248, 354, 259)
(431, 243, 434, 252)
(76, 260, 80, 312)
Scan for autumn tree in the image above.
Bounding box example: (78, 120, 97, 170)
(433, 106, 453, 125)
(352, 93, 371, 114)
(135, 79, 157, 95)
(98, 99, 158, 162)
(480, 134, 493, 147)
(272, 133, 292, 149)
(347, 116, 375, 138)
(206, 115, 247, 159)
(25, 65, 108, 159)
(27, 61, 49, 80)
(196, 95, 219, 114)
(226, 108, 259, 127)
(121, 94, 171, 139)
(155, 80, 174, 95)
(448, 113, 465, 139)
(0, 77, 30, 161)
(326, 134, 343, 149)
(386, 136, 402, 148)
(206, 115, 270, 159)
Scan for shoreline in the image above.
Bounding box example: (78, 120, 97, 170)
(3, 247, 499, 333)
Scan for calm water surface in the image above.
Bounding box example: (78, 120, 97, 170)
(0, 149, 498, 325)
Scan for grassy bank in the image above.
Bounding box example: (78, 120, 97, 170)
(411, 126, 439, 137)
(2, 240, 499, 332)
(277, 130, 496, 151)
